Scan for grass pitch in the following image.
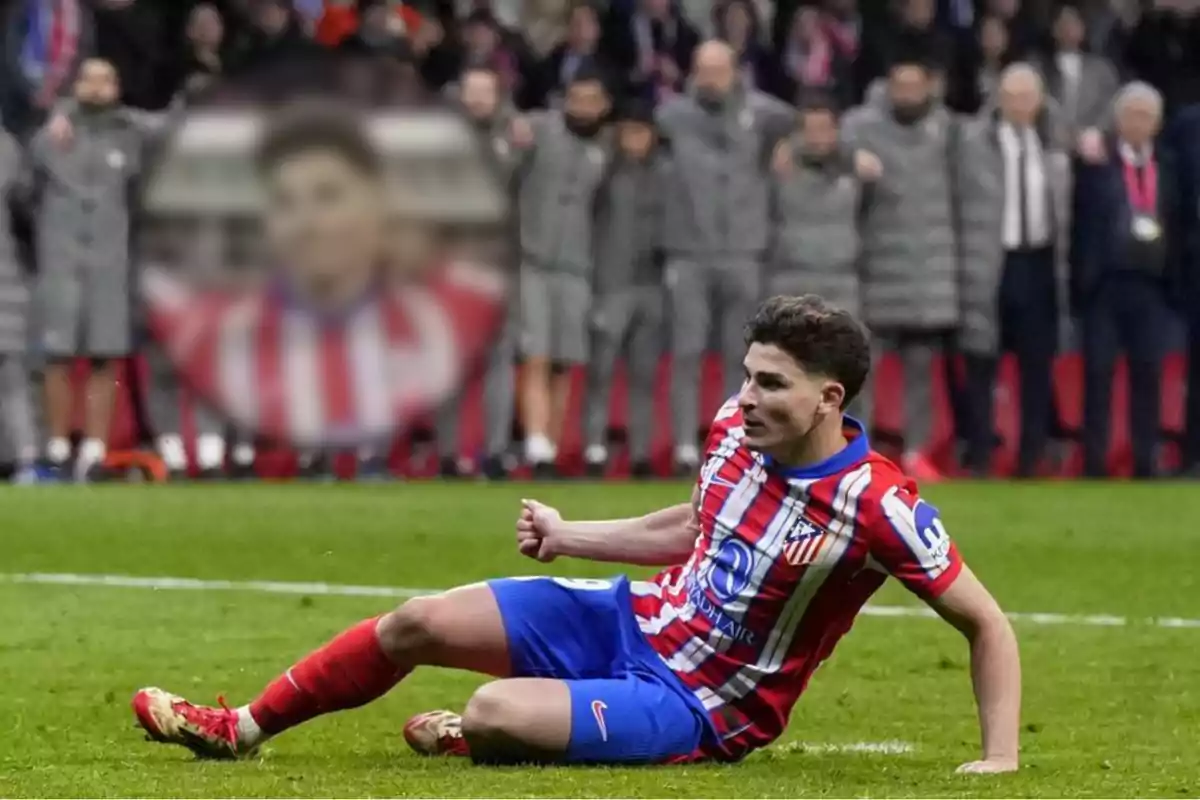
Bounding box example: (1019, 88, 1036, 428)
(1, 481, 1198, 797)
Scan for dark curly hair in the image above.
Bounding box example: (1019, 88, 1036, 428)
(744, 295, 871, 409)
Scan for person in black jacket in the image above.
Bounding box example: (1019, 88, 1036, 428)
(1071, 81, 1182, 478)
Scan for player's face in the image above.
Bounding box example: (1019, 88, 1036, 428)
(738, 342, 846, 452)
(618, 121, 654, 160)
(461, 71, 501, 121)
(564, 81, 610, 126)
(800, 109, 838, 156)
(264, 149, 384, 304)
(75, 59, 119, 107)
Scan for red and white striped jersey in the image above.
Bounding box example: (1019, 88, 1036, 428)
(629, 398, 963, 761)
(143, 261, 505, 446)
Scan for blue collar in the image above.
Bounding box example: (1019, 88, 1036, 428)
(762, 416, 870, 480)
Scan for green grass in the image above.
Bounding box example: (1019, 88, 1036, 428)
(1, 482, 1198, 797)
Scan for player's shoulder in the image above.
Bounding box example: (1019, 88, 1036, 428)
(837, 452, 930, 538)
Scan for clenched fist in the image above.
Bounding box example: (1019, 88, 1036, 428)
(516, 498, 563, 562)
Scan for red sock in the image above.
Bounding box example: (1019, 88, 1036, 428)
(248, 617, 408, 735)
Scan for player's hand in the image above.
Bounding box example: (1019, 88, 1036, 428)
(1076, 127, 1107, 164)
(956, 757, 1018, 774)
(48, 112, 74, 149)
(516, 498, 563, 562)
(510, 117, 535, 149)
(854, 149, 883, 181)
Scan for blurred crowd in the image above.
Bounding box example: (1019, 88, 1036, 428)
(2, 0, 1200, 484)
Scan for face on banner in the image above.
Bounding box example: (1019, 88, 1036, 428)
(137, 57, 512, 448)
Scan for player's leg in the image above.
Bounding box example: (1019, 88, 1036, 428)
(667, 260, 711, 472)
(547, 274, 590, 451)
(625, 289, 663, 470)
(36, 268, 82, 470)
(407, 674, 708, 766)
(518, 265, 555, 468)
(78, 272, 131, 478)
(582, 291, 630, 470)
(133, 583, 511, 759)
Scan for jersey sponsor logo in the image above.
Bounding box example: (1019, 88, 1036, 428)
(782, 517, 829, 566)
(686, 576, 757, 645)
(912, 501, 952, 564)
(707, 538, 755, 601)
(591, 700, 609, 742)
(881, 489, 953, 574)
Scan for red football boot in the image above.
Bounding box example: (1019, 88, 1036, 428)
(132, 687, 252, 760)
(403, 710, 470, 757)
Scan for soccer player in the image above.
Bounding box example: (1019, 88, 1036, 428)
(132, 295, 1021, 773)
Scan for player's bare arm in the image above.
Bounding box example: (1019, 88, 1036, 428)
(515, 486, 701, 567)
(927, 566, 1022, 775)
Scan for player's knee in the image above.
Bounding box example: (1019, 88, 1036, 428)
(375, 596, 444, 664)
(461, 682, 519, 744)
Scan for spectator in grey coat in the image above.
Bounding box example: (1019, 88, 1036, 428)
(437, 64, 522, 480)
(767, 93, 879, 418)
(512, 65, 612, 476)
(1037, 5, 1119, 136)
(583, 98, 665, 478)
(841, 52, 1002, 481)
(0, 124, 38, 482)
(24, 57, 160, 480)
(656, 39, 791, 473)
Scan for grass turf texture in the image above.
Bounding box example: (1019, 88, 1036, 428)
(1, 482, 1198, 798)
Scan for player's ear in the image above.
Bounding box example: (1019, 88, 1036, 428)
(820, 380, 846, 415)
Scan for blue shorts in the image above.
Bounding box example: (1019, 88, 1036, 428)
(488, 575, 714, 764)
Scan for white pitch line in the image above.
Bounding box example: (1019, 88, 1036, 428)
(2, 571, 1199, 630)
(778, 740, 915, 755)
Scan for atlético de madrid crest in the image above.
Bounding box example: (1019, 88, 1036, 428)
(782, 517, 828, 566)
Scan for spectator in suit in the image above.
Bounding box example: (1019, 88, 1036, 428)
(1, 0, 94, 141)
(964, 64, 1072, 477)
(956, 14, 1014, 113)
(603, 0, 698, 103)
(170, 3, 225, 100)
(583, 98, 666, 478)
(982, 0, 1038, 60)
(841, 50, 1002, 481)
(527, 4, 608, 109)
(772, 6, 855, 109)
(656, 40, 792, 473)
(1038, 4, 1120, 136)
(1072, 82, 1182, 478)
(0, 124, 38, 483)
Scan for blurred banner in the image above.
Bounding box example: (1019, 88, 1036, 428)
(136, 59, 512, 448)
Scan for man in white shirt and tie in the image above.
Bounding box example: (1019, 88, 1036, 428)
(964, 64, 1071, 477)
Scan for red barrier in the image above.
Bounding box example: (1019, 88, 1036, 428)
(79, 351, 1189, 478)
